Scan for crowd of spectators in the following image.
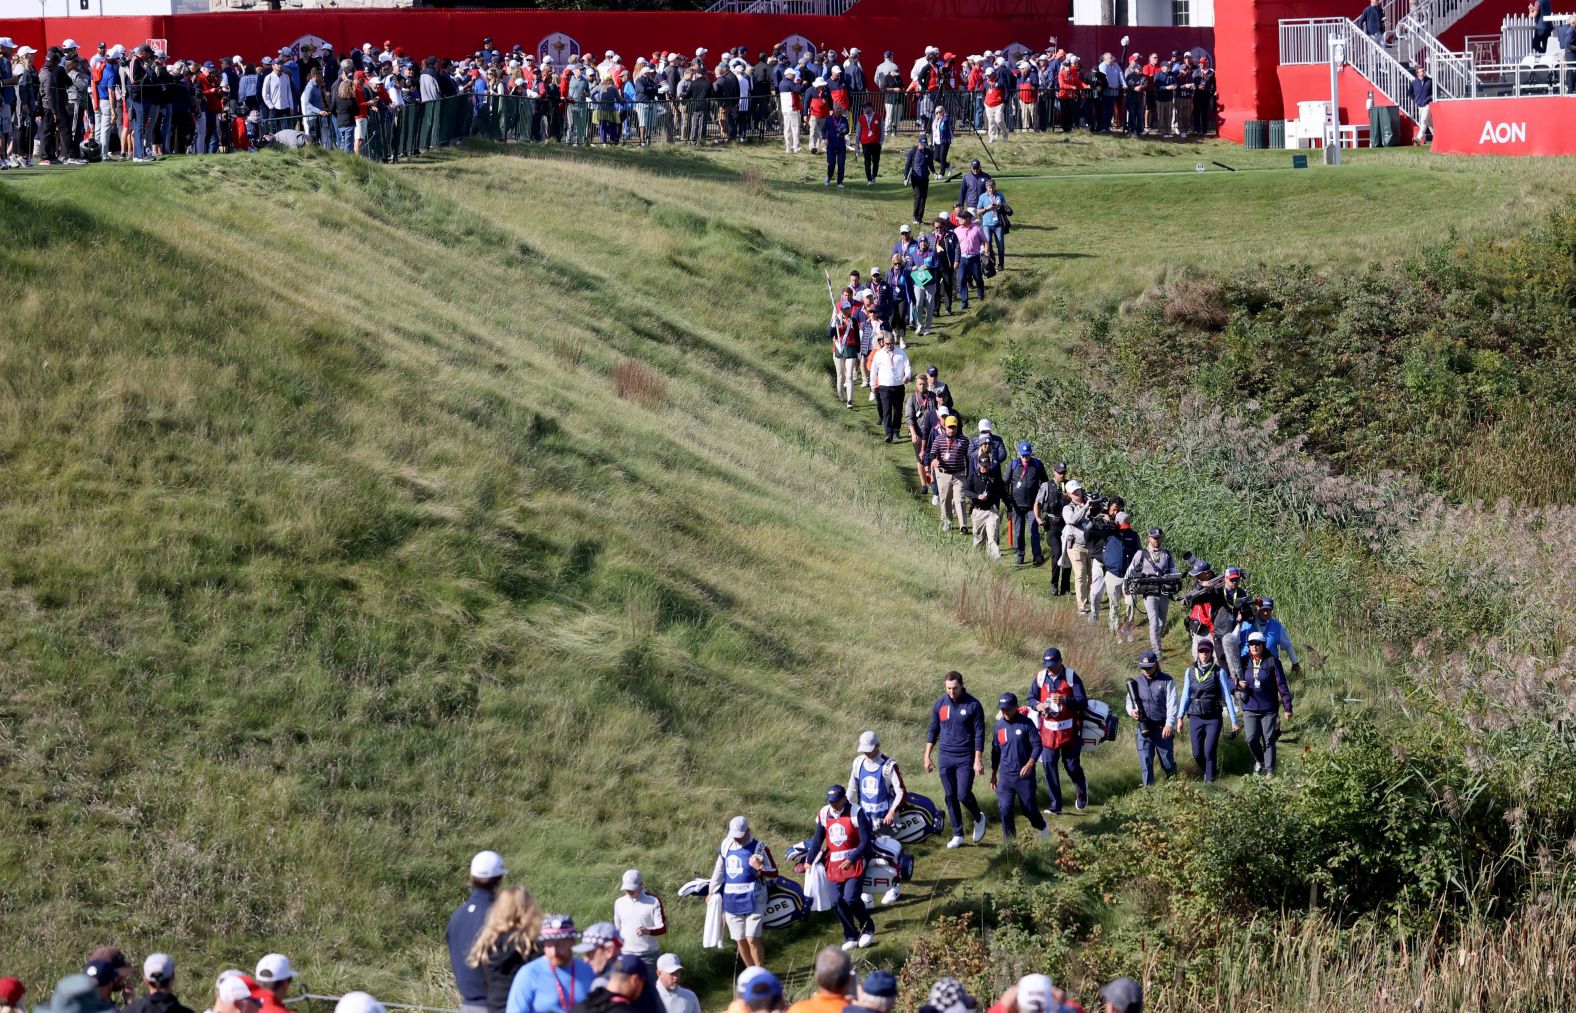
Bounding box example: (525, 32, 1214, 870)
(0, 34, 1216, 167)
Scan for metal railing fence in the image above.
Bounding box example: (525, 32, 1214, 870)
(1279, 18, 1423, 123)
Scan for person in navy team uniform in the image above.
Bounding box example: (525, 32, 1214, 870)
(990, 693, 1050, 841)
(806, 785, 877, 951)
(706, 816, 776, 970)
(923, 671, 988, 848)
(450, 851, 508, 1013)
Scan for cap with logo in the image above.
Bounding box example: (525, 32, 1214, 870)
(609, 955, 649, 981)
(826, 784, 847, 804)
(1148, 527, 1163, 539)
(1018, 441, 1032, 455)
(539, 914, 579, 943)
(1189, 558, 1212, 576)
(1138, 651, 1159, 668)
(1042, 647, 1061, 665)
(998, 691, 1019, 711)
(1260, 596, 1275, 609)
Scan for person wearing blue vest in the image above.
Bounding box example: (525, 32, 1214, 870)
(706, 815, 777, 969)
(806, 785, 876, 951)
(1125, 652, 1178, 786)
(923, 670, 988, 848)
(1235, 632, 1293, 775)
(846, 730, 907, 903)
(990, 692, 1049, 840)
(450, 850, 508, 1013)
(1178, 640, 1239, 783)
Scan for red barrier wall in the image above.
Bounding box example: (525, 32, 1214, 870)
(1431, 95, 1576, 155)
(0, 10, 1207, 74)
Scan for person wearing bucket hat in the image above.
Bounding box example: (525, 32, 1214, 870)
(1125, 652, 1178, 786)
(990, 693, 1049, 840)
(1236, 630, 1292, 775)
(31, 976, 110, 1013)
(806, 784, 877, 950)
(507, 916, 595, 1013)
(451, 851, 508, 1013)
(1122, 526, 1177, 656)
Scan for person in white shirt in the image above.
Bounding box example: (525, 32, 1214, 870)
(611, 869, 667, 975)
(868, 333, 912, 443)
(653, 955, 700, 1013)
(1060, 480, 1096, 615)
(778, 68, 801, 152)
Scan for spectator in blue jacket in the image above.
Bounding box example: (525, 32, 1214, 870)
(976, 178, 1008, 272)
(1236, 632, 1293, 775)
(1357, 0, 1387, 47)
(450, 851, 508, 1013)
(822, 107, 848, 187)
(1005, 442, 1047, 566)
(1224, 597, 1300, 674)
(922, 671, 988, 847)
(1101, 512, 1140, 631)
(1409, 65, 1433, 145)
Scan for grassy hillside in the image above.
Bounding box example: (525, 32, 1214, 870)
(2, 136, 1570, 1008)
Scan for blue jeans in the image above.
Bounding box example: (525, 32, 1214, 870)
(336, 125, 354, 152)
(132, 100, 152, 159)
(973, 91, 984, 129)
(1011, 505, 1041, 563)
(985, 224, 1006, 270)
(957, 255, 984, 305)
(1041, 738, 1088, 811)
(937, 758, 984, 834)
(1136, 721, 1177, 786)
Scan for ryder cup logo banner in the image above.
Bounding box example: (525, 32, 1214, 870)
(763, 879, 808, 928)
(1001, 42, 1033, 65)
(887, 794, 944, 844)
(777, 35, 817, 62)
(286, 35, 331, 60)
(539, 33, 581, 67)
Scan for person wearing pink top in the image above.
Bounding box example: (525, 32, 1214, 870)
(953, 211, 986, 309)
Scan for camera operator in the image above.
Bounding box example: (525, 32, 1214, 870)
(1181, 558, 1229, 657)
(1100, 511, 1139, 633)
(1217, 566, 1254, 678)
(1123, 527, 1178, 656)
(1033, 462, 1071, 595)
(1058, 480, 1097, 615)
(1085, 495, 1123, 625)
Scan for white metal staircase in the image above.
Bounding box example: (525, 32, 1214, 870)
(1380, 0, 1496, 44)
(1279, 18, 1424, 121)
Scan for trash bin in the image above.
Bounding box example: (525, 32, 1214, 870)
(1268, 119, 1286, 148)
(1243, 119, 1266, 149)
(1369, 105, 1401, 147)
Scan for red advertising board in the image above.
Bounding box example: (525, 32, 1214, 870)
(1430, 96, 1576, 156)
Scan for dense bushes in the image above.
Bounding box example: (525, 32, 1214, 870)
(1102, 212, 1576, 503)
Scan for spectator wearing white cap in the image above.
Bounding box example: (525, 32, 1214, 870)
(611, 870, 666, 974)
(1059, 481, 1097, 615)
(652, 956, 698, 1013)
(207, 974, 260, 1013)
(450, 850, 508, 1013)
(122, 956, 193, 1013)
(249, 956, 294, 1013)
(334, 994, 386, 1013)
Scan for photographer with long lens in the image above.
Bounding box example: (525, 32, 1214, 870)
(1123, 527, 1179, 656)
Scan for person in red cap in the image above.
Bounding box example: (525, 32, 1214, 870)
(0, 977, 26, 1013)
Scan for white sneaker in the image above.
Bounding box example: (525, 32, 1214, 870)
(857, 931, 875, 948)
(841, 940, 858, 952)
(931, 494, 940, 506)
(880, 886, 900, 905)
(972, 819, 987, 843)
(868, 391, 875, 402)
(946, 834, 964, 848)
(861, 892, 873, 907)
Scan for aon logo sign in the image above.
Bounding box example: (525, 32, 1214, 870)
(1479, 121, 1527, 144)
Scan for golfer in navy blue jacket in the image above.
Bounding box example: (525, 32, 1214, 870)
(990, 693, 1049, 840)
(923, 670, 988, 847)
